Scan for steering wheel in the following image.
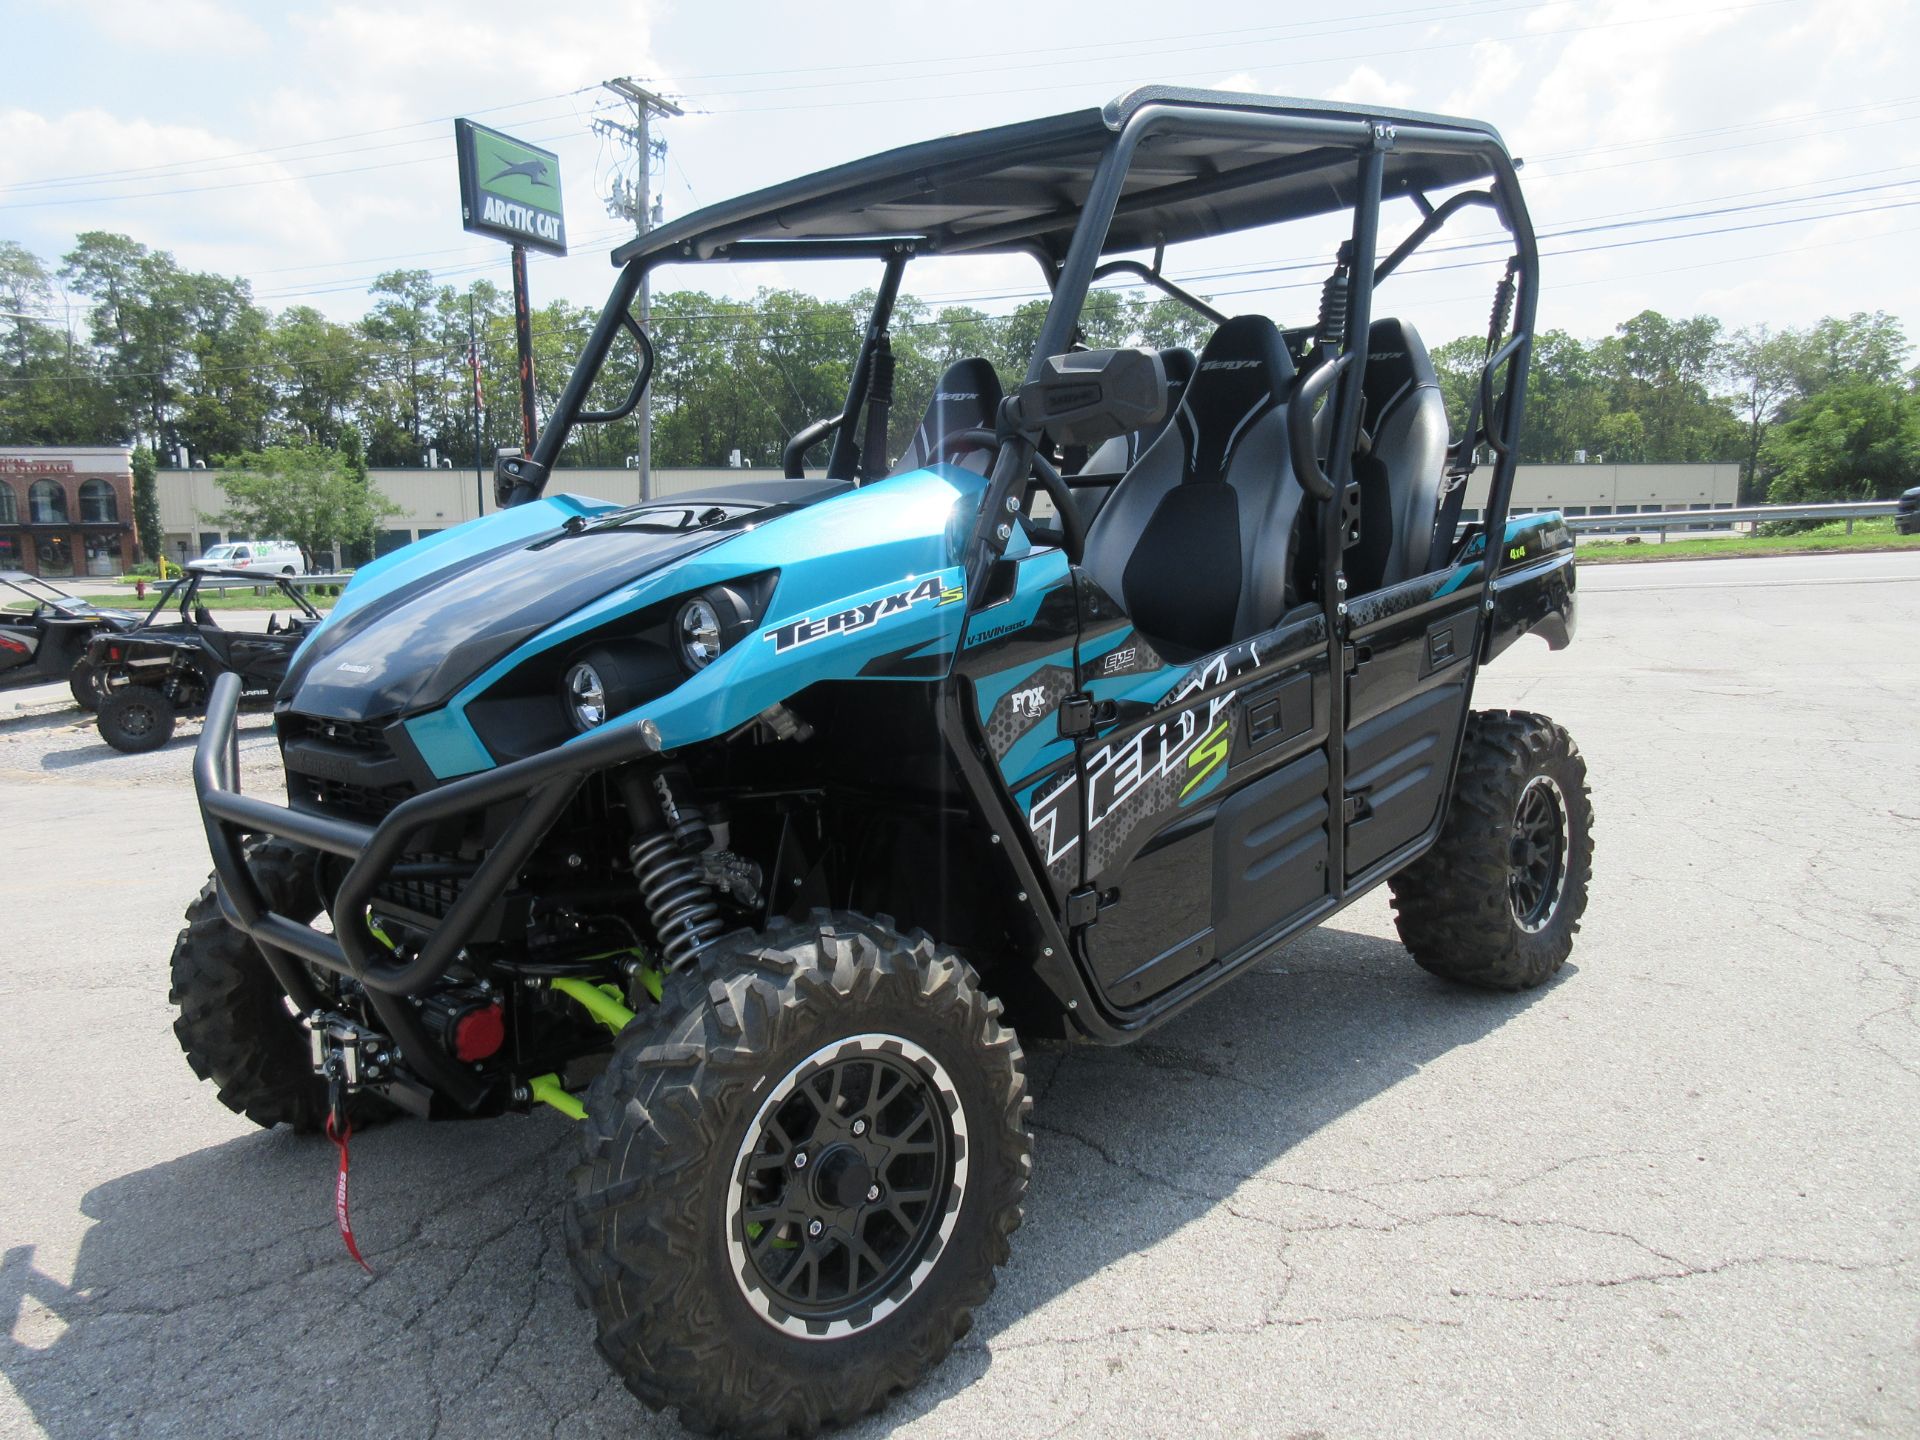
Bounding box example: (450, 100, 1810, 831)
(935, 429, 1086, 564)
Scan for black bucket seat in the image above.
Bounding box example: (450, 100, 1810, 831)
(1349, 318, 1451, 589)
(1080, 346, 1198, 475)
(890, 357, 1003, 476)
(1080, 316, 1304, 657)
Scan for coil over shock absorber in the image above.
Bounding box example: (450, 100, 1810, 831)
(619, 769, 727, 967)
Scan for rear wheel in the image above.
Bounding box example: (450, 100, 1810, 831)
(1389, 709, 1593, 990)
(566, 913, 1031, 1439)
(97, 684, 175, 753)
(68, 655, 102, 712)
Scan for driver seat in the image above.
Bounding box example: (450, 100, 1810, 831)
(1080, 315, 1303, 657)
(890, 357, 1003, 476)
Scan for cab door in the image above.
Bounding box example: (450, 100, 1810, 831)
(1065, 574, 1336, 1010)
(1339, 570, 1479, 881)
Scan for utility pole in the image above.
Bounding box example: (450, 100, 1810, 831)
(597, 76, 682, 500)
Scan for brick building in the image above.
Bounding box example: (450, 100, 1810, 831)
(0, 446, 137, 578)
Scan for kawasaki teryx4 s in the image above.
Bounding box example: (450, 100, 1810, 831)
(179, 87, 1588, 1436)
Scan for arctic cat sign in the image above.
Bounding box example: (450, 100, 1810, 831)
(455, 119, 567, 256)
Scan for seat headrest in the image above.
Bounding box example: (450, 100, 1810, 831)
(1175, 316, 1297, 484)
(895, 357, 1003, 474)
(920, 357, 1002, 444)
(1160, 346, 1197, 409)
(1363, 317, 1437, 403)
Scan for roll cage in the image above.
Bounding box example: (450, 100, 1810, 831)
(506, 85, 1537, 601)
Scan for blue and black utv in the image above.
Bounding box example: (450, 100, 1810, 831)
(177, 88, 1589, 1436)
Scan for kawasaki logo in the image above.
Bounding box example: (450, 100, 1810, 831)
(763, 575, 963, 653)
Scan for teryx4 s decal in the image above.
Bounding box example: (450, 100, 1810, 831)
(763, 573, 964, 653)
(1030, 655, 1239, 867)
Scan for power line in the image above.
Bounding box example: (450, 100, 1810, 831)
(654, 0, 1554, 85)
(0, 114, 610, 212)
(0, 87, 599, 194)
(693, 0, 1796, 113)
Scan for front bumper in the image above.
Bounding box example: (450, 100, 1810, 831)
(194, 673, 662, 1103)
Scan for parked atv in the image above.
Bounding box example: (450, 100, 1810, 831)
(178, 88, 1588, 1436)
(0, 572, 140, 711)
(91, 568, 320, 752)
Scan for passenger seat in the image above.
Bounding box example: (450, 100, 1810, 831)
(890, 358, 1003, 476)
(1353, 318, 1451, 587)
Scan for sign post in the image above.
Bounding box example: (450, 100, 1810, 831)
(455, 119, 568, 461)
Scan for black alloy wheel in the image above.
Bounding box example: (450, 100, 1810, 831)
(1508, 773, 1569, 933)
(1388, 709, 1593, 991)
(731, 1036, 958, 1336)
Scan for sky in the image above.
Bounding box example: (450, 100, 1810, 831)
(2, 0, 1917, 352)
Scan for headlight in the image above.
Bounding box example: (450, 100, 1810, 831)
(564, 660, 609, 730)
(676, 597, 724, 670)
(671, 584, 765, 674)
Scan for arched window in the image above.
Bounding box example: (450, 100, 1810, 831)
(28, 480, 68, 525)
(79, 479, 118, 524)
(0, 484, 16, 525)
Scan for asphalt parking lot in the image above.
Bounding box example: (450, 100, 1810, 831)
(2, 552, 1916, 1439)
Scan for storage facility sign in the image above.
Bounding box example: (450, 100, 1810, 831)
(455, 119, 568, 256)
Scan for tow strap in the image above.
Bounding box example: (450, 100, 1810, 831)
(326, 1112, 376, 1275)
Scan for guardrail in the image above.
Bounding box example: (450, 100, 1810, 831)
(184, 571, 355, 588)
(1562, 499, 1899, 541)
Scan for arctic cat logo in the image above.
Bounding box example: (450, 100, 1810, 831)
(763, 576, 963, 653)
(1200, 359, 1261, 371)
(487, 158, 551, 187)
(480, 194, 564, 244)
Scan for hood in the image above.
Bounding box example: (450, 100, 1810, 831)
(283, 517, 747, 722)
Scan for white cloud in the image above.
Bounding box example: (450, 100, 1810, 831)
(63, 0, 269, 56)
(1329, 65, 1416, 108)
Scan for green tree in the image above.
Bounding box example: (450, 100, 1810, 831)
(360, 269, 439, 464)
(1792, 311, 1909, 393)
(1127, 294, 1214, 353)
(0, 241, 119, 444)
(130, 443, 161, 562)
(211, 443, 396, 570)
(1600, 310, 1741, 463)
(271, 305, 367, 447)
(174, 270, 275, 459)
(1724, 325, 1808, 502)
(60, 231, 190, 450)
(1759, 382, 1920, 503)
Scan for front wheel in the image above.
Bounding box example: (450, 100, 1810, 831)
(1389, 709, 1593, 990)
(171, 843, 391, 1132)
(97, 684, 176, 753)
(566, 914, 1031, 1439)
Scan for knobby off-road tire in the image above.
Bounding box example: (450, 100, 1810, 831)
(97, 683, 175, 753)
(171, 842, 391, 1133)
(566, 913, 1031, 1439)
(1389, 709, 1593, 990)
(68, 655, 102, 712)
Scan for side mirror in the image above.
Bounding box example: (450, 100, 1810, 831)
(1006, 348, 1168, 447)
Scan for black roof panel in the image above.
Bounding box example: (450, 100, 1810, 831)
(616, 87, 1512, 266)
